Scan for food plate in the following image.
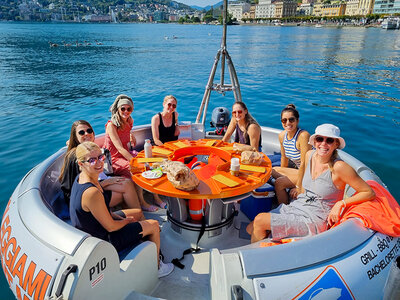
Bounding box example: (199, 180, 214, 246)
(141, 170, 163, 179)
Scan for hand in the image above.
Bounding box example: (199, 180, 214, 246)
(289, 187, 299, 200)
(125, 216, 136, 223)
(130, 133, 136, 147)
(327, 201, 344, 227)
(103, 177, 125, 186)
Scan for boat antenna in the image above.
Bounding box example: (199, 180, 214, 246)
(196, 0, 242, 125)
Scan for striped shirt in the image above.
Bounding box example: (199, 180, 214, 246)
(283, 128, 302, 168)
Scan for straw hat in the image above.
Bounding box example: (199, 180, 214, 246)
(309, 124, 345, 149)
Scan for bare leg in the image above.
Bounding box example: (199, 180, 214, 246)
(153, 193, 166, 208)
(251, 213, 271, 243)
(107, 179, 145, 220)
(274, 176, 295, 205)
(134, 183, 155, 210)
(137, 219, 161, 264)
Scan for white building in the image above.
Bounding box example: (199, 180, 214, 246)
(255, 0, 276, 18)
(227, 1, 251, 21)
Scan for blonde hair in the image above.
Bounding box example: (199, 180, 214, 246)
(163, 95, 177, 104)
(76, 142, 101, 163)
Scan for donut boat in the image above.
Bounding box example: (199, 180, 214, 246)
(1, 123, 400, 300)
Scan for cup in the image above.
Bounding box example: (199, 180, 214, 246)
(230, 157, 240, 176)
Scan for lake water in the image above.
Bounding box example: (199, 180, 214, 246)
(0, 22, 399, 299)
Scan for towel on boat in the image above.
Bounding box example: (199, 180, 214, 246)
(334, 180, 400, 237)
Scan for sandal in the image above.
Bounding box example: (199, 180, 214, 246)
(141, 205, 158, 212)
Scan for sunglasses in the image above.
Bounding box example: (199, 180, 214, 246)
(77, 128, 94, 136)
(232, 110, 243, 115)
(167, 103, 177, 109)
(315, 136, 336, 144)
(120, 107, 132, 112)
(83, 154, 105, 166)
(281, 117, 296, 124)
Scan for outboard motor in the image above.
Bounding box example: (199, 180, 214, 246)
(209, 107, 230, 136)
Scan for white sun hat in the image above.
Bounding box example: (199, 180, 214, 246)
(309, 124, 346, 149)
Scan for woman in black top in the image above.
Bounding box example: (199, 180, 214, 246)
(151, 95, 180, 146)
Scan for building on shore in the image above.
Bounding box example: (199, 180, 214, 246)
(274, 0, 298, 18)
(228, 1, 251, 21)
(345, 0, 375, 16)
(373, 0, 400, 14)
(313, 1, 346, 17)
(255, 0, 276, 18)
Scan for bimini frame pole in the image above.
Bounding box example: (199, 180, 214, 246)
(196, 0, 242, 125)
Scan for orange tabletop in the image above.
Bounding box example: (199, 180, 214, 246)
(130, 139, 272, 199)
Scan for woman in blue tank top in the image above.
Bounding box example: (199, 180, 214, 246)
(151, 95, 180, 146)
(272, 104, 311, 205)
(222, 101, 262, 151)
(70, 141, 174, 278)
(247, 124, 375, 243)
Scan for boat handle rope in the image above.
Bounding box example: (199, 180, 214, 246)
(55, 264, 78, 298)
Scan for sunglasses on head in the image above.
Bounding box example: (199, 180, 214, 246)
(315, 136, 336, 144)
(120, 107, 132, 112)
(232, 110, 243, 115)
(281, 117, 296, 124)
(77, 128, 94, 136)
(167, 103, 177, 109)
(83, 154, 105, 166)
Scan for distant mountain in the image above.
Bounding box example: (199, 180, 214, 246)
(191, 1, 223, 11)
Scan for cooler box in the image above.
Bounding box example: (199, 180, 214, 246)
(240, 183, 275, 221)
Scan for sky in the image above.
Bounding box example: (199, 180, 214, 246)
(178, 0, 221, 7)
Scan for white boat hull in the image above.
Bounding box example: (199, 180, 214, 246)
(1, 124, 399, 300)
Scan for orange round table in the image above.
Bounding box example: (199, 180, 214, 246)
(130, 139, 272, 238)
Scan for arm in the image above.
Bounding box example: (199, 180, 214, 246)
(247, 124, 261, 150)
(327, 161, 375, 226)
(222, 119, 236, 143)
(106, 122, 133, 161)
(82, 187, 134, 232)
(295, 131, 312, 190)
(174, 112, 180, 137)
(278, 131, 289, 168)
(151, 114, 163, 146)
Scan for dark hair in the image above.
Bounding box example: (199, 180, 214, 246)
(59, 120, 94, 182)
(66, 120, 94, 152)
(281, 104, 299, 119)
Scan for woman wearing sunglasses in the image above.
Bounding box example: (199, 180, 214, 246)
(247, 124, 375, 243)
(272, 104, 311, 205)
(59, 120, 144, 218)
(104, 94, 166, 211)
(151, 95, 180, 146)
(70, 142, 174, 278)
(222, 101, 262, 151)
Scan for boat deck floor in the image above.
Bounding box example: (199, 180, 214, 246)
(141, 193, 253, 300)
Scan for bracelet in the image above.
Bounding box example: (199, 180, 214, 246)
(341, 200, 346, 208)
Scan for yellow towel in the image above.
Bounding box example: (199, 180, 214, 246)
(212, 174, 239, 187)
(204, 140, 216, 146)
(174, 141, 189, 148)
(137, 157, 164, 163)
(240, 165, 266, 173)
(152, 147, 172, 155)
(220, 146, 233, 151)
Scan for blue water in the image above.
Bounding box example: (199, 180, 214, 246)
(0, 22, 399, 299)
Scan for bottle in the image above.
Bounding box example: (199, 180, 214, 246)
(144, 139, 152, 158)
(230, 157, 240, 176)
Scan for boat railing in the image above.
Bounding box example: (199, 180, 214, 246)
(217, 218, 373, 276)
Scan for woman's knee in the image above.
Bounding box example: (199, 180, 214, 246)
(253, 213, 270, 231)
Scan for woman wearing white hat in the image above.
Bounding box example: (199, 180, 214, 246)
(247, 123, 375, 243)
